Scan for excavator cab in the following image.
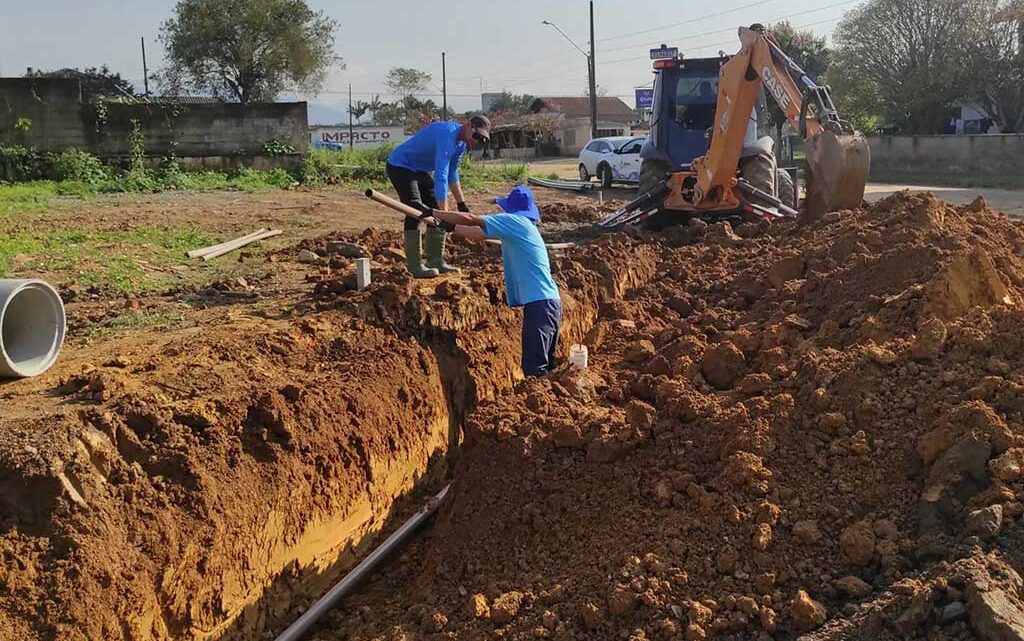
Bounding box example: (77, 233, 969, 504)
(640, 56, 767, 172)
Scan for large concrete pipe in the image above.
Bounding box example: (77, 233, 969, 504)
(0, 280, 66, 378)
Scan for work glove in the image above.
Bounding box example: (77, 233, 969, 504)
(418, 210, 439, 228)
(439, 220, 456, 233)
(457, 201, 470, 213)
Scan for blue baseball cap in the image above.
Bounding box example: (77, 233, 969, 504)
(496, 185, 541, 223)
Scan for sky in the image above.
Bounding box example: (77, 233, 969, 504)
(0, 0, 864, 122)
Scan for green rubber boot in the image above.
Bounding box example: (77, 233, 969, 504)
(404, 230, 439, 279)
(424, 226, 461, 274)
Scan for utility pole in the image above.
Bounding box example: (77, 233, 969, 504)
(140, 37, 150, 98)
(441, 52, 448, 120)
(348, 84, 354, 150)
(589, 1, 598, 139)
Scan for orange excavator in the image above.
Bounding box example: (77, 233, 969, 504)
(601, 24, 870, 229)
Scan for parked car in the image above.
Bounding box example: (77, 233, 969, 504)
(577, 136, 645, 188)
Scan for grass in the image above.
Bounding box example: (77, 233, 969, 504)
(869, 171, 1024, 191)
(87, 311, 186, 338)
(303, 145, 529, 190)
(0, 227, 215, 291)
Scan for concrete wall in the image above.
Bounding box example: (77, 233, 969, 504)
(869, 135, 1024, 174)
(0, 78, 308, 158)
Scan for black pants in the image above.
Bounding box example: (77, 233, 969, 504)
(386, 163, 437, 231)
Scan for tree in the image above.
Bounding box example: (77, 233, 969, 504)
(368, 94, 384, 124)
(25, 66, 135, 101)
(348, 100, 370, 123)
(487, 92, 535, 115)
(833, 0, 990, 134)
(384, 68, 432, 101)
(971, 0, 1024, 132)
(767, 22, 831, 139)
(825, 55, 886, 135)
(160, 0, 340, 103)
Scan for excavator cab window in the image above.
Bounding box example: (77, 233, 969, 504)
(672, 77, 718, 132)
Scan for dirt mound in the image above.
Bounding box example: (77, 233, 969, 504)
(327, 192, 1024, 641)
(540, 199, 621, 225)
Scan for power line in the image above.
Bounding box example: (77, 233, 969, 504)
(599, 0, 862, 55)
(597, 0, 778, 43)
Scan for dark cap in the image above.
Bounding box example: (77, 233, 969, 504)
(469, 114, 491, 144)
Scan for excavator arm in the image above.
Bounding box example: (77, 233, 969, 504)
(691, 25, 870, 218)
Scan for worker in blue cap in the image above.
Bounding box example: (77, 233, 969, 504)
(423, 185, 561, 377)
(386, 115, 491, 278)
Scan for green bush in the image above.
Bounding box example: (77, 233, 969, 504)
(52, 150, 111, 185)
(302, 145, 394, 186)
(0, 146, 51, 182)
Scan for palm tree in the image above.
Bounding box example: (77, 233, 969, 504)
(369, 94, 384, 125)
(348, 100, 370, 123)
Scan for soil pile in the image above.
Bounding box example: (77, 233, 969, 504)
(328, 192, 1024, 641)
(0, 220, 656, 640)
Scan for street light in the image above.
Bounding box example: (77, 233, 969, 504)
(541, 5, 598, 139)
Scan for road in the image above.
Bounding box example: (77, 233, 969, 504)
(523, 157, 1024, 218)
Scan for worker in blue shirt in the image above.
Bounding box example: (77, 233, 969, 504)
(421, 185, 561, 377)
(386, 115, 491, 278)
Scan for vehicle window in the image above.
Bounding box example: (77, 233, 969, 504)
(586, 140, 605, 152)
(598, 141, 611, 152)
(674, 76, 719, 131)
(620, 141, 642, 154)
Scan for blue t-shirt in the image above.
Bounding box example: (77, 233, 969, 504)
(482, 213, 560, 307)
(387, 121, 466, 202)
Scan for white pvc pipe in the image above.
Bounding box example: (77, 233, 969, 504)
(0, 280, 66, 378)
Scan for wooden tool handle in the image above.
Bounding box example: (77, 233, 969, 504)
(364, 189, 428, 221)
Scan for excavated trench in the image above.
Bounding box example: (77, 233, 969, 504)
(0, 237, 656, 641)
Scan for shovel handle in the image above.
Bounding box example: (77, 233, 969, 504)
(364, 189, 432, 223)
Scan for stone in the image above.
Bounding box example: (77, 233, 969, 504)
(685, 623, 706, 641)
(911, 318, 948, 360)
(768, 255, 806, 287)
(688, 601, 713, 626)
(607, 585, 637, 616)
(790, 589, 827, 632)
(754, 501, 781, 526)
(835, 576, 873, 599)
(840, 521, 878, 566)
(991, 449, 1024, 482)
(753, 524, 772, 551)
(894, 589, 934, 636)
(940, 601, 967, 624)
(966, 505, 1004, 539)
(325, 241, 368, 258)
(967, 588, 1024, 641)
(424, 611, 448, 633)
(793, 520, 821, 544)
(470, 594, 490, 619)
(297, 249, 321, 264)
(701, 341, 747, 390)
(490, 591, 523, 625)
(581, 602, 602, 630)
(625, 340, 656, 363)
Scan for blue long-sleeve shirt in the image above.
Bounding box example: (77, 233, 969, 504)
(387, 121, 466, 202)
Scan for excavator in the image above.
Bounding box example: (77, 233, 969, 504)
(601, 24, 870, 230)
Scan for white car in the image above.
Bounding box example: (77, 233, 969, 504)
(577, 136, 645, 188)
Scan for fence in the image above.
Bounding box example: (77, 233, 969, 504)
(868, 135, 1024, 175)
(0, 78, 308, 161)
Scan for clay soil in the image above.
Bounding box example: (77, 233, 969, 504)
(6, 186, 1024, 641)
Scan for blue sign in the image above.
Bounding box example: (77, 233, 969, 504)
(635, 88, 654, 110)
(650, 46, 679, 60)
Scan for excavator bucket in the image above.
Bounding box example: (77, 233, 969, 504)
(803, 131, 871, 219)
